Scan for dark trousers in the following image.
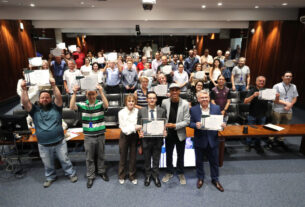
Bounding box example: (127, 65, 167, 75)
(165, 132, 185, 174)
(143, 138, 163, 178)
(124, 88, 136, 94)
(118, 132, 138, 180)
(106, 85, 121, 94)
(195, 144, 219, 181)
(84, 135, 106, 179)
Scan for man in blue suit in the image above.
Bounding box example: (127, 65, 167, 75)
(190, 90, 225, 191)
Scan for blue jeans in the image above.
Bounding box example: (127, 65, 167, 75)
(38, 139, 76, 181)
(246, 116, 266, 145)
(235, 85, 246, 91)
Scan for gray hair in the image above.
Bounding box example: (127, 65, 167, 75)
(196, 89, 209, 99)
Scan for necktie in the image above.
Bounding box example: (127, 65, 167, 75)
(150, 109, 155, 120)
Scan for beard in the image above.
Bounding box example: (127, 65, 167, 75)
(39, 102, 52, 111)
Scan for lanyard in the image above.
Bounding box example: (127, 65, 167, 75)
(282, 83, 291, 98)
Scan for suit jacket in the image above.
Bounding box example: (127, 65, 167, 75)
(137, 106, 167, 126)
(190, 103, 221, 149)
(161, 98, 190, 141)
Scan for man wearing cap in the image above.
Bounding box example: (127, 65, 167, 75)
(21, 78, 77, 188)
(161, 83, 190, 185)
(70, 84, 109, 188)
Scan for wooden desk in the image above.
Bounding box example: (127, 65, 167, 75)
(218, 124, 305, 166)
(21, 128, 122, 143)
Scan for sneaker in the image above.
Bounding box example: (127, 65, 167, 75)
(131, 179, 138, 185)
(162, 173, 173, 183)
(70, 175, 78, 183)
(178, 174, 186, 185)
(119, 179, 125, 185)
(43, 179, 56, 188)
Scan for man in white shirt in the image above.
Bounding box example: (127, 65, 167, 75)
(80, 58, 92, 76)
(173, 64, 189, 92)
(63, 60, 82, 94)
(193, 49, 201, 63)
(151, 52, 162, 73)
(200, 49, 213, 71)
(142, 43, 152, 59)
(138, 91, 167, 187)
(161, 45, 171, 55)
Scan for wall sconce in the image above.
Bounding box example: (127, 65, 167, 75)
(20, 22, 24, 31)
(251, 28, 255, 34)
(210, 33, 215, 40)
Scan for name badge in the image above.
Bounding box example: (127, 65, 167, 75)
(240, 76, 243, 82)
(89, 122, 93, 128)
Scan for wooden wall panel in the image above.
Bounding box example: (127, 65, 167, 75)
(0, 20, 35, 102)
(245, 21, 305, 107)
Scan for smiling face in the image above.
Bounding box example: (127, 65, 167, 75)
(195, 81, 203, 92)
(256, 76, 266, 89)
(197, 91, 210, 108)
(141, 78, 149, 89)
(126, 97, 135, 110)
(39, 92, 52, 106)
(92, 63, 99, 72)
(170, 87, 180, 102)
(282, 72, 292, 85)
(147, 93, 157, 108)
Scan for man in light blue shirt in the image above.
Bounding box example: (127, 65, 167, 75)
(104, 61, 121, 94)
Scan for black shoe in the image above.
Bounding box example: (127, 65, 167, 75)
(144, 176, 151, 187)
(254, 145, 264, 154)
(99, 173, 109, 182)
(245, 145, 251, 152)
(197, 179, 204, 189)
(87, 179, 94, 188)
(264, 140, 274, 150)
(153, 176, 161, 187)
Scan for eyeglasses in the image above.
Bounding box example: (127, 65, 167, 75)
(147, 97, 156, 100)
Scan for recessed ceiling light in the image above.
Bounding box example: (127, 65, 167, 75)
(144, 19, 148, 21)
(30, 3, 35, 7)
(201, 5, 206, 9)
(255, 5, 259, 9)
(91, 5, 95, 7)
(217, 2, 223, 6)
(80, 1, 84, 5)
(2, 0, 9, 3)
(282, 3, 288, 6)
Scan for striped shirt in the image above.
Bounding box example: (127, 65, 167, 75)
(136, 88, 148, 107)
(76, 100, 106, 136)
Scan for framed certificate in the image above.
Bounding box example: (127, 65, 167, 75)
(201, 115, 223, 130)
(142, 118, 166, 137)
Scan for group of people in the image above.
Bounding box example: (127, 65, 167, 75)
(17, 45, 298, 192)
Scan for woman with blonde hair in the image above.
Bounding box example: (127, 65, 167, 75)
(118, 94, 142, 185)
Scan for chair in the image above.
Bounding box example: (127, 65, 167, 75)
(61, 94, 69, 108)
(62, 108, 78, 128)
(226, 103, 239, 125)
(76, 95, 86, 102)
(104, 107, 121, 127)
(13, 109, 28, 117)
(229, 90, 240, 103)
(179, 92, 189, 100)
(239, 91, 248, 103)
(238, 103, 250, 124)
(226, 82, 232, 89)
(106, 94, 121, 107)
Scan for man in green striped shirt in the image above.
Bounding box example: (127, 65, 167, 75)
(70, 84, 109, 188)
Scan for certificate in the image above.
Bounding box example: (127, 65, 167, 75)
(142, 118, 166, 137)
(153, 85, 168, 97)
(259, 89, 276, 101)
(107, 52, 118, 61)
(68, 45, 77, 53)
(143, 69, 155, 77)
(50, 48, 62, 57)
(201, 115, 223, 130)
(28, 57, 42, 67)
(224, 60, 234, 67)
(26, 70, 50, 86)
(56, 42, 66, 50)
(80, 74, 98, 91)
(195, 71, 205, 79)
(161, 65, 172, 75)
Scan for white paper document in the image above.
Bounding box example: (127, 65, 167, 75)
(146, 120, 164, 136)
(107, 52, 118, 61)
(50, 48, 62, 57)
(68, 45, 77, 52)
(57, 42, 66, 49)
(224, 60, 234, 67)
(27, 70, 50, 86)
(153, 85, 168, 96)
(259, 89, 276, 101)
(143, 69, 155, 77)
(161, 65, 172, 74)
(28, 57, 42, 67)
(80, 75, 98, 91)
(201, 115, 223, 130)
(263, 124, 284, 131)
(195, 71, 205, 79)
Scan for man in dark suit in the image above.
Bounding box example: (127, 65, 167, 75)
(189, 90, 225, 192)
(138, 91, 167, 187)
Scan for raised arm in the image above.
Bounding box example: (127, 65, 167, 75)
(69, 85, 80, 111)
(20, 80, 33, 112)
(51, 78, 62, 107)
(97, 84, 109, 109)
